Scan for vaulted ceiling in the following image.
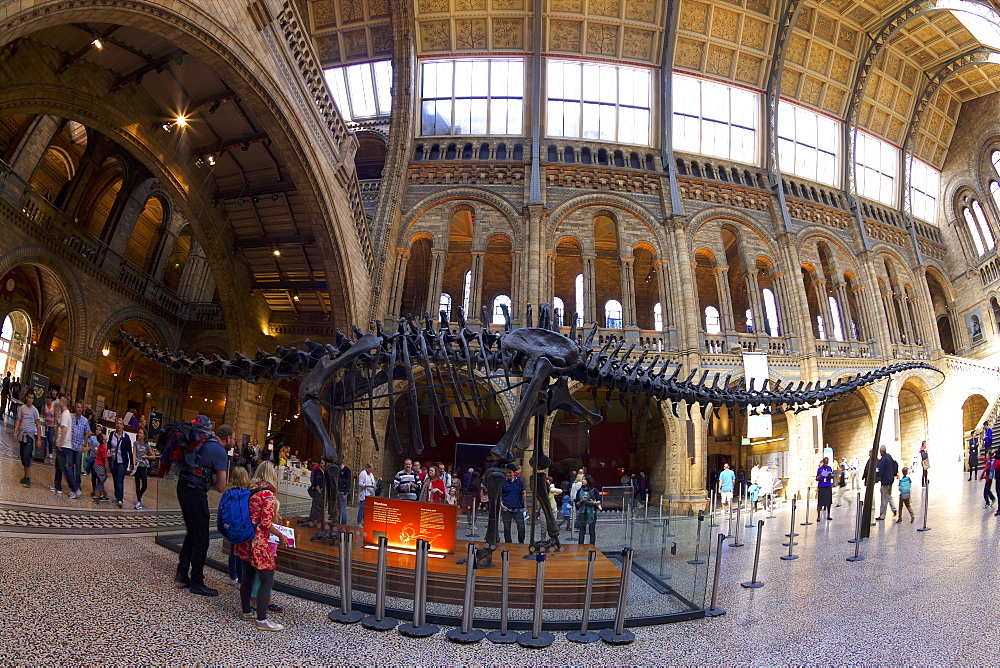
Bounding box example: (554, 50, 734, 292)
(307, 0, 1000, 168)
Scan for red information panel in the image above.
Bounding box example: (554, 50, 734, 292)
(363, 497, 457, 554)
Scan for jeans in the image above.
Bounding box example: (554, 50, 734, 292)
(357, 497, 366, 525)
(176, 480, 210, 585)
(54, 448, 78, 493)
(338, 492, 348, 525)
(45, 426, 56, 458)
(110, 461, 127, 503)
(577, 517, 596, 544)
(228, 544, 243, 582)
(240, 561, 275, 621)
(985, 477, 996, 505)
(134, 467, 148, 502)
(878, 483, 897, 518)
(501, 509, 525, 543)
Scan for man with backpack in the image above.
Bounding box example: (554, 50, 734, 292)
(874, 445, 899, 521)
(173, 417, 230, 596)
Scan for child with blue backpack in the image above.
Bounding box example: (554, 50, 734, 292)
(560, 494, 572, 531)
(227, 466, 250, 585)
(896, 466, 915, 523)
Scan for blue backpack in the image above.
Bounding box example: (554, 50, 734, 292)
(217, 487, 266, 544)
(898, 476, 911, 496)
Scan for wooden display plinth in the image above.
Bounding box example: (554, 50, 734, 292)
(275, 522, 623, 610)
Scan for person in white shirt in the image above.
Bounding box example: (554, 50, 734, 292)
(357, 462, 378, 525)
(14, 389, 41, 488)
(52, 395, 81, 498)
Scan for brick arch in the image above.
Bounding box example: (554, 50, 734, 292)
(547, 193, 662, 243)
(90, 305, 178, 355)
(687, 207, 778, 258)
(401, 189, 523, 248)
(0, 244, 87, 355)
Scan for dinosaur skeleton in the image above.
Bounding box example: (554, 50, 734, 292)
(115, 303, 941, 565)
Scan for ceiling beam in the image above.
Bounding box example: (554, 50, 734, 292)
(214, 182, 296, 201)
(57, 25, 120, 75)
(110, 49, 185, 93)
(253, 280, 327, 291)
(191, 132, 270, 158)
(233, 234, 316, 250)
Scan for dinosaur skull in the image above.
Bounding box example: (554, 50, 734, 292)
(499, 328, 579, 378)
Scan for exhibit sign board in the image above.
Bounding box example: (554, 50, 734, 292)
(363, 497, 457, 554)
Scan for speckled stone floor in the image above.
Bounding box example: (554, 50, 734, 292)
(0, 417, 993, 665)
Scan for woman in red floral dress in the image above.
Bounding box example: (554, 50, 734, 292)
(235, 461, 289, 631)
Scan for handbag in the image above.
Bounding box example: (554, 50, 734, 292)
(85, 457, 95, 474)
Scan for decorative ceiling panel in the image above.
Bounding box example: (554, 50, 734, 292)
(673, 0, 775, 87)
(309, 0, 393, 67)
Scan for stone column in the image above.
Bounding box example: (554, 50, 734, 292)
(947, 302, 969, 351)
(59, 134, 114, 219)
(425, 249, 446, 319)
(7, 115, 61, 187)
(511, 250, 523, 327)
(714, 265, 736, 334)
(386, 247, 409, 318)
(881, 291, 900, 344)
(895, 294, 915, 345)
(620, 256, 636, 329)
(654, 258, 672, 329)
(744, 270, 765, 334)
(469, 250, 485, 321)
(834, 281, 854, 340)
(813, 279, 836, 341)
(176, 239, 215, 302)
(582, 254, 597, 325)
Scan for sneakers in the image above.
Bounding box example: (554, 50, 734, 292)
(241, 611, 257, 621)
(117, 501, 123, 509)
(189, 584, 219, 597)
(254, 619, 285, 631)
(50, 487, 62, 495)
(174, 576, 191, 589)
(875, 516, 885, 521)
(135, 502, 144, 510)
(895, 519, 902, 524)
(229, 578, 240, 587)
(68, 491, 81, 499)
(19, 477, 29, 488)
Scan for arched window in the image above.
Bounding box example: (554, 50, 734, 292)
(745, 308, 754, 333)
(816, 315, 827, 340)
(828, 296, 845, 341)
(705, 306, 721, 334)
(962, 195, 995, 256)
(965, 208, 987, 256)
(653, 302, 663, 331)
(439, 293, 452, 321)
(762, 288, 780, 337)
(574, 273, 584, 326)
(973, 200, 995, 250)
(552, 297, 565, 327)
(492, 294, 511, 325)
(605, 299, 623, 329)
(990, 181, 1000, 223)
(462, 271, 472, 316)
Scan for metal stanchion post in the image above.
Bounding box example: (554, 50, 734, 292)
(709, 490, 718, 527)
(801, 487, 813, 526)
(657, 517, 673, 579)
(447, 543, 486, 643)
(517, 555, 554, 648)
(847, 497, 864, 562)
(398, 539, 439, 637)
(766, 491, 776, 519)
(688, 512, 706, 564)
(917, 482, 931, 532)
(726, 501, 734, 538)
(741, 520, 765, 588)
(465, 499, 478, 538)
(329, 531, 364, 623)
(780, 499, 799, 560)
(486, 550, 518, 644)
(704, 534, 726, 617)
(362, 536, 398, 630)
(745, 494, 755, 528)
(566, 551, 600, 643)
(729, 496, 744, 547)
(600, 548, 636, 644)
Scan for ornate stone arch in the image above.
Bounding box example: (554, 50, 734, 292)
(547, 193, 662, 244)
(90, 305, 178, 354)
(687, 206, 777, 257)
(400, 188, 523, 246)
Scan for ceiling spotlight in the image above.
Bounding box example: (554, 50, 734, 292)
(195, 157, 204, 167)
(272, 247, 281, 257)
(251, 196, 260, 204)
(161, 122, 173, 132)
(101, 347, 110, 357)
(237, 197, 245, 205)
(207, 155, 216, 166)
(175, 115, 188, 127)
(209, 101, 221, 114)
(271, 193, 279, 201)
(292, 291, 300, 302)
(241, 142, 250, 152)
(92, 38, 103, 50)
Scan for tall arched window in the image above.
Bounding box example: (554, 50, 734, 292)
(492, 294, 512, 325)
(828, 296, 845, 341)
(574, 273, 584, 326)
(816, 315, 826, 340)
(961, 194, 995, 256)
(745, 308, 754, 333)
(439, 293, 452, 321)
(990, 179, 1000, 223)
(552, 297, 565, 327)
(605, 299, 623, 329)
(762, 288, 780, 337)
(653, 302, 663, 331)
(462, 270, 472, 316)
(973, 200, 995, 249)
(705, 306, 721, 334)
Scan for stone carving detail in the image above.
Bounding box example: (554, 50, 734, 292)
(587, 24, 618, 55)
(675, 38, 704, 69)
(313, 0, 338, 27)
(493, 0, 523, 7)
(746, 0, 770, 14)
(408, 164, 526, 185)
(838, 25, 857, 51)
(864, 221, 909, 247)
(457, 19, 488, 48)
(814, 12, 835, 42)
(625, 0, 655, 23)
(456, 0, 487, 9)
(735, 53, 762, 85)
(551, 20, 583, 51)
(706, 45, 734, 77)
(551, 0, 582, 11)
(787, 34, 806, 65)
(622, 28, 653, 61)
(918, 238, 946, 261)
(808, 44, 829, 73)
(315, 34, 341, 64)
(786, 199, 852, 230)
(831, 53, 851, 83)
(419, 0, 449, 12)
(801, 77, 823, 106)
(740, 17, 767, 50)
(344, 29, 368, 57)
(340, 0, 364, 22)
(678, 178, 770, 211)
(825, 87, 845, 115)
(372, 26, 393, 54)
(711, 8, 738, 42)
(680, 1, 709, 32)
(421, 20, 452, 50)
(781, 70, 800, 97)
(370, 0, 390, 16)
(590, 0, 620, 17)
(493, 19, 524, 48)
(545, 166, 660, 194)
